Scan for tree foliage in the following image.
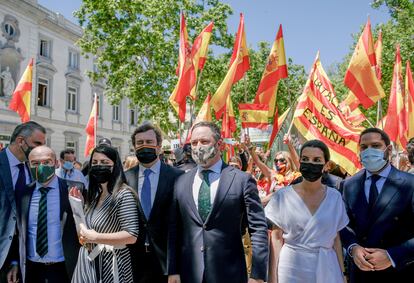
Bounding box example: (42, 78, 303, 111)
(329, 0, 414, 126)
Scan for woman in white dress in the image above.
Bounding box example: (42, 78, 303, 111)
(265, 140, 349, 283)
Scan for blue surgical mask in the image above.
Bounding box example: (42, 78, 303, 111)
(360, 147, 387, 172)
(62, 161, 74, 171)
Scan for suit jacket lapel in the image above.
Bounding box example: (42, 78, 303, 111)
(21, 183, 35, 240)
(0, 151, 15, 209)
(349, 170, 371, 234)
(205, 164, 235, 224)
(368, 166, 400, 225)
(58, 178, 69, 228)
(149, 163, 167, 221)
(185, 168, 202, 224)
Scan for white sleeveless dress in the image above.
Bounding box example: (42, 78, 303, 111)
(265, 186, 349, 283)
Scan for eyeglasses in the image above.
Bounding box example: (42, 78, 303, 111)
(274, 158, 287, 163)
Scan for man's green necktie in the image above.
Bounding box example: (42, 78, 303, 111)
(198, 170, 212, 221)
(36, 187, 50, 257)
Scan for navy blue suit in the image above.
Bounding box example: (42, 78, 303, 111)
(0, 150, 18, 270)
(340, 166, 414, 282)
(168, 163, 269, 283)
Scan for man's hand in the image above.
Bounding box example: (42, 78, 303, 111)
(248, 279, 264, 283)
(351, 245, 375, 271)
(364, 248, 392, 271)
(168, 275, 181, 283)
(7, 265, 19, 283)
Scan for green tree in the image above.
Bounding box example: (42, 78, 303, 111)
(75, 0, 233, 132)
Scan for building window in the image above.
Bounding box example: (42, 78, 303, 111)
(130, 108, 136, 125)
(67, 87, 77, 112)
(68, 50, 80, 69)
(112, 105, 120, 121)
(4, 23, 15, 36)
(37, 78, 49, 106)
(39, 39, 51, 58)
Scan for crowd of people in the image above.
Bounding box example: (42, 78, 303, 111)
(0, 120, 414, 283)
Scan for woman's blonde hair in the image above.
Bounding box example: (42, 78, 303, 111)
(274, 151, 297, 172)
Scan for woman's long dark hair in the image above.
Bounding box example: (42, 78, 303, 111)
(86, 145, 127, 209)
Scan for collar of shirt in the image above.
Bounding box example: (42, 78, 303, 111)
(6, 146, 23, 168)
(365, 162, 392, 180)
(139, 159, 161, 176)
(35, 175, 59, 191)
(196, 158, 223, 176)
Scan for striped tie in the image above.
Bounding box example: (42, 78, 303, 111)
(36, 187, 50, 257)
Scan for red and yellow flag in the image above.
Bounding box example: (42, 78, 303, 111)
(239, 103, 269, 130)
(194, 93, 212, 124)
(375, 30, 383, 81)
(211, 13, 249, 119)
(405, 61, 414, 140)
(84, 94, 98, 157)
(192, 21, 214, 71)
(343, 19, 385, 109)
(221, 95, 236, 139)
(384, 45, 407, 148)
(268, 107, 290, 149)
(254, 25, 288, 117)
(169, 13, 196, 122)
(294, 53, 364, 175)
(9, 58, 33, 122)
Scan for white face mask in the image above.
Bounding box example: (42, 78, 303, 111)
(192, 143, 218, 166)
(360, 147, 387, 172)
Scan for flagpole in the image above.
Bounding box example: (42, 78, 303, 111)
(189, 68, 204, 128)
(94, 93, 97, 149)
(243, 74, 249, 136)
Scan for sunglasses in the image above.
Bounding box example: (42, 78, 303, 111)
(274, 158, 287, 163)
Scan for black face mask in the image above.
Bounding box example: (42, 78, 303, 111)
(136, 146, 158, 164)
(89, 165, 113, 184)
(299, 162, 324, 182)
(21, 139, 34, 159)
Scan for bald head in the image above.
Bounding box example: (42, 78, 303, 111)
(29, 145, 57, 167)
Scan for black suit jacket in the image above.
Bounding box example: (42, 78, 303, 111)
(125, 162, 183, 275)
(15, 177, 81, 283)
(168, 163, 269, 283)
(340, 166, 414, 282)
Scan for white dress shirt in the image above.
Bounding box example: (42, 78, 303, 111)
(137, 159, 161, 208)
(193, 159, 222, 209)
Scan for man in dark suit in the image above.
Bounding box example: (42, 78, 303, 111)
(0, 121, 46, 283)
(13, 146, 81, 283)
(340, 128, 414, 282)
(125, 123, 182, 283)
(168, 122, 268, 283)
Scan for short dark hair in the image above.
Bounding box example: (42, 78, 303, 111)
(98, 138, 112, 147)
(191, 121, 221, 142)
(359, 128, 390, 146)
(131, 123, 162, 146)
(300, 140, 330, 163)
(10, 121, 46, 143)
(408, 137, 414, 145)
(60, 148, 75, 160)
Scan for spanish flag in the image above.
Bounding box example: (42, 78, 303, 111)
(375, 30, 383, 81)
(268, 107, 290, 148)
(254, 25, 288, 117)
(169, 13, 196, 122)
(239, 103, 269, 130)
(84, 94, 97, 157)
(192, 21, 214, 71)
(384, 46, 407, 148)
(405, 61, 414, 140)
(221, 95, 236, 139)
(211, 13, 249, 119)
(294, 53, 363, 175)
(9, 58, 33, 122)
(194, 93, 212, 124)
(343, 19, 385, 109)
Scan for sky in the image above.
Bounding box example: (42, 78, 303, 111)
(38, 0, 390, 70)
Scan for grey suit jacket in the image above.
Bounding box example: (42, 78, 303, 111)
(168, 163, 269, 283)
(0, 149, 18, 269)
